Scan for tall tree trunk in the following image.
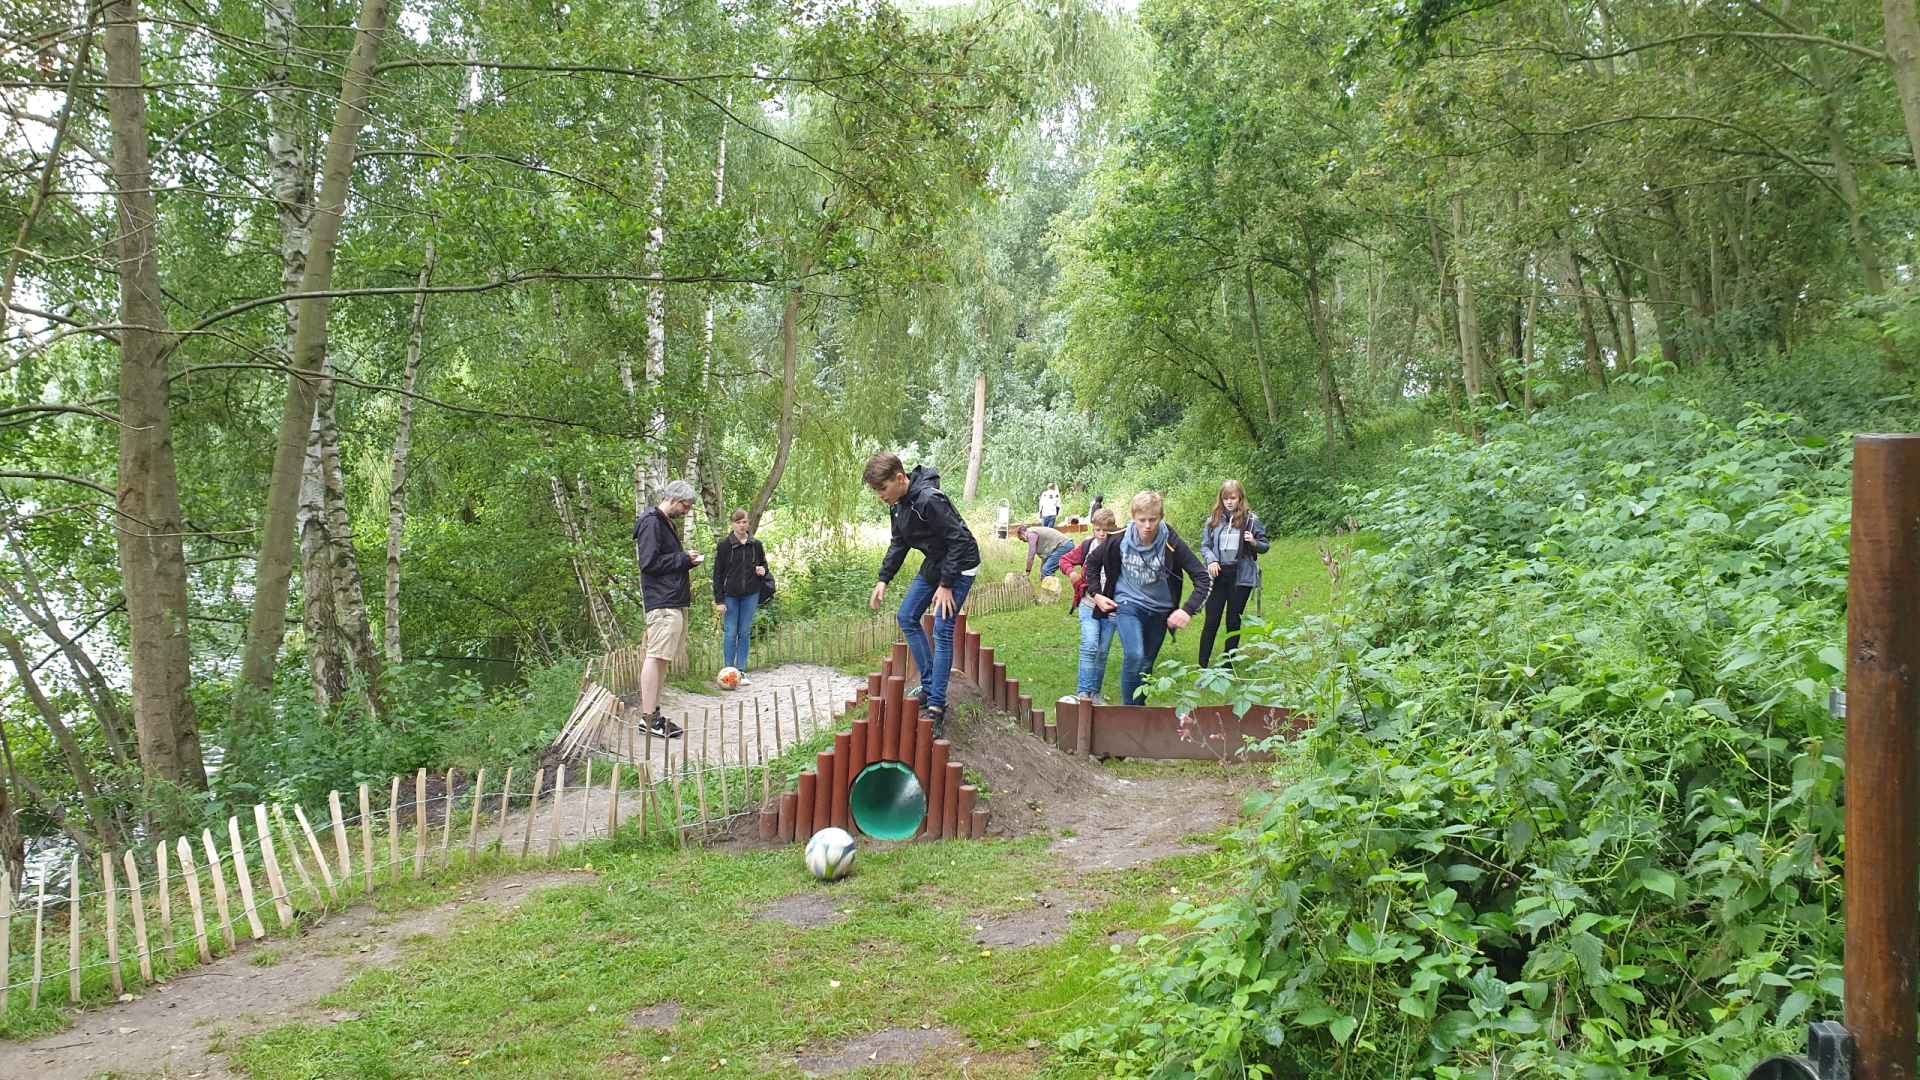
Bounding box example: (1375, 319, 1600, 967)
(1522, 255, 1539, 419)
(1450, 194, 1484, 440)
(749, 267, 807, 531)
(384, 248, 434, 666)
(298, 392, 347, 708)
(1563, 245, 1610, 390)
(234, 0, 394, 723)
(319, 393, 382, 696)
(1243, 258, 1278, 428)
(1883, 0, 1920, 193)
(963, 367, 986, 502)
(694, 95, 729, 526)
(102, 0, 207, 792)
(1644, 236, 1684, 366)
(1304, 253, 1354, 455)
(1811, 49, 1886, 292)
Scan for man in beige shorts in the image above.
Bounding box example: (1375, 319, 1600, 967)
(633, 480, 703, 738)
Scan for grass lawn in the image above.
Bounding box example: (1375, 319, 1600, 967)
(960, 532, 1373, 706)
(229, 830, 1238, 1079)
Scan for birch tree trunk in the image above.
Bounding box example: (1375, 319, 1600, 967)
(694, 97, 729, 525)
(297, 394, 347, 707)
(1522, 256, 1538, 420)
(102, 0, 207, 792)
(638, 0, 671, 507)
(234, 0, 394, 722)
(1450, 194, 1484, 440)
(385, 247, 434, 665)
(963, 368, 986, 502)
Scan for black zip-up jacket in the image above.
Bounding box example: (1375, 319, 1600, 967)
(633, 507, 695, 610)
(1088, 523, 1212, 621)
(877, 466, 982, 589)
(711, 534, 768, 603)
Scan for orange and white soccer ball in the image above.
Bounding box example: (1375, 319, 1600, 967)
(717, 666, 743, 690)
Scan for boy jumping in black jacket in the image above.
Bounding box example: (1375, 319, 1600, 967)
(864, 453, 981, 737)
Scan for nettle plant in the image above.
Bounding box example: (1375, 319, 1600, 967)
(1068, 399, 1850, 1079)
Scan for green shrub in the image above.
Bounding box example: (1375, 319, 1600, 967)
(1069, 395, 1849, 1078)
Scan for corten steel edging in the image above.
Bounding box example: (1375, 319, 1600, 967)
(1075, 696, 1093, 756)
(898, 698, 919, 763)
(966, 630, 981, 682)
(867, 674, 884, 730)
(957, 785, 977, 837)
(1086, 704, 1294, 761)
(890, 642, 910, 685)
(969, 808, 987, 838)
(830, 733, 851, 830)
(993, 663, 1008, 710)
(927, 740, 950, 840)
(1846, 434, 1920, 1080)
(1007, 677, 1021, 719)
(761, 804, 778, 840)
(1054, 697, 1077, 752)
(795, 772, 816, 838)
(978, 647, 996, 705)
(951, 613, 968, 673)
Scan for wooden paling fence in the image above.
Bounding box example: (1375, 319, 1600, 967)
(0, 683, 864, 1020)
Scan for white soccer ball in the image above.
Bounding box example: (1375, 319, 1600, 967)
(716, 666, 743, 690)
(804, 827, 857, 882)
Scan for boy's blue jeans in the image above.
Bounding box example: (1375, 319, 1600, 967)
(897, 574, 975, 709)
(1114, 601, 1172, 706)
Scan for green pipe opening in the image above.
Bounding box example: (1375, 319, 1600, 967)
(850, 761, 926, 841)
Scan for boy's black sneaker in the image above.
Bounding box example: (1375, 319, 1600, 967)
(646, 712, 684, 739)
(925, 705, 946, 741)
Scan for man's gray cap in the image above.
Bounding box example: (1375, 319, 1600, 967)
(660, 479, 698, 503)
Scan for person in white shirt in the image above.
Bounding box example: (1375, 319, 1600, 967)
(1038, 483, 1062, 528)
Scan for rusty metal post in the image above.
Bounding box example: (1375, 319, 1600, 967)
(913, 717, 934, 799)
(951, 613, 968, 674)
(777, 791, 796, 842)
(993, 663, 1008, 711)
(957, 785, 977, 837)
(1076, 695, 1093, 756)
(867, 673, 884, 728)
(849, 720, 870, 792)
(891, 641, 911, 685)
(1847, 434, 1920, 1080)
(978, 646, 995, 703)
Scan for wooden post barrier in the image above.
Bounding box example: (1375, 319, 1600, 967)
(229, 816, 266, 939)
(29, 872, 45, 1008)
(0, 871, 10, 1013)
(387, 775, 403, 884)
(330, 790, 352, 884)
(523, 768, 544, 857)
(913, 716, 934, 804)
(176, 839, 210, 964)
(578, 759, 594, 840)
(102, 852, 122, 995)
(779, 790, 797, 841)
(1845, 433, 1920, 1080)
(67, 855, 80, 1003)
(358, 783, 375, 891)
(123, 851, 152, 982)
(497, 765, 516, 850)
(466, 768, 487, 858)
(978, 646, 995, 705)
(812, 751, 833, 829)
(830, 732, 851, 830)
(958, 786, 978, 840)
(155, 839, 173, 951)
(927, 740, 950, 840)
(276, 806, 319, 906)
(414, 768, 428, 877)
(200, 829, 236, 952)
(293, 804, 338, 904)
(549, 764, 567, 857)
(441, 768, 457, 864)
(943, 762, 963, 839)
(795, 772, 816, 838)
(255, 804, 294, 927)
(882, 676, 904, 762)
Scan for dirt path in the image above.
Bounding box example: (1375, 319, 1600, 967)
(0, 870, 593, 1080)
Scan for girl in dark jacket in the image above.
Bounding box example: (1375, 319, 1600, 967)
(1088, 492, 1212, 705)
(1197, 479, 1271, 668)
(711, 510, 769, 682)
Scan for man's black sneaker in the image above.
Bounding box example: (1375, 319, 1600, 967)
(646, 712, 684, 739)
(925, 705, 946, 741)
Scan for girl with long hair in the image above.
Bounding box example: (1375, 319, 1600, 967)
(1197, 480, 1270, 667)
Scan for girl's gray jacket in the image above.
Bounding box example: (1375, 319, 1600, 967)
(1200, 513, 1271, 590)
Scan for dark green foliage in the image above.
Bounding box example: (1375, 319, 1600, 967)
(211, 659, 584, 811)
(1068, 391, 1851, 1078)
